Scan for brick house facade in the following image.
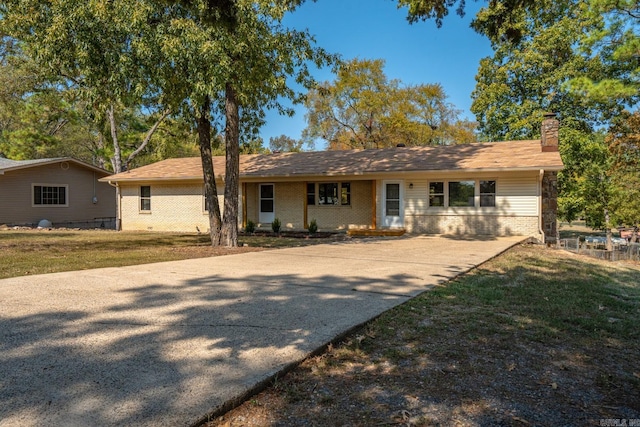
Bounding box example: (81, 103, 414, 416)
(102, 116, 563, 243)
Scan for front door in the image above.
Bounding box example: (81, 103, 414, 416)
(259, 184, 275, 224)
(383, 181, 403, 228)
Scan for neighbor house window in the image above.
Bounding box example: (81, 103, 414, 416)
(307, 183, 315, 205)
(480, 180, 496, 207)
(140, 186, 151, 211)
(448, 181, 475, 207)
(33, 184, 67, 206)
(429, 182, 444, 207)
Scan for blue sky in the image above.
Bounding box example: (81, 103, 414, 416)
(260, 0, 494, 147)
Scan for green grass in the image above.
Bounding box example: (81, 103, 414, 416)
(0, 229, 335, 279)
(406, 245, 640, 343)
(209, 244, 639, 425)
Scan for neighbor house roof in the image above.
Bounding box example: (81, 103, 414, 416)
(100, 140, 564, 183)
(0, 157, 109, 175)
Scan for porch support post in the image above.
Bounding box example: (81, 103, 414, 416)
(371, 180, 377, 230)
(303, 181, 308, 229)
(241, 182, 247, 229)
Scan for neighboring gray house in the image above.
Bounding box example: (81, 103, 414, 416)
(0, 157, 116, 228)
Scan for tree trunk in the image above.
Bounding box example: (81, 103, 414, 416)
(221, 82, 239, 247)
(95, 133, 106, 170)
(108, 105, 123, 173)
(197, 96, 223, 246)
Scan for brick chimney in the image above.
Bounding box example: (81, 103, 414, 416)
(541, 112, 559, 152)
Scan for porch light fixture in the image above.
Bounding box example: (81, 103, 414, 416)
(409, 183, 414, 189)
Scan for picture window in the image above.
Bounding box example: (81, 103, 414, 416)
(33, 185, 67, 206)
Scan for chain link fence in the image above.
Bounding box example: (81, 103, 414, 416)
(559, 238, 640, 261)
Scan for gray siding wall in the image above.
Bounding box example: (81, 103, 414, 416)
(0, 161, 116, 226)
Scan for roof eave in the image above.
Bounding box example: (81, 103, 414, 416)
(1, 158, 110, 174)
(100, 163, 564, 183)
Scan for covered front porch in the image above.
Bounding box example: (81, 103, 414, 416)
(242, 179, 403, 232)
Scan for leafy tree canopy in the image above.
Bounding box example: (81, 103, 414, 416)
(303, 58, 476, 150)
(269, 134, 304, 152)
(397, 0, 639, 105)
(470, 0, 626, 141)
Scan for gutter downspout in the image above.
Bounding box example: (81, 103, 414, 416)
(538, 169, 546, 244)
(107, 181, 122, 231)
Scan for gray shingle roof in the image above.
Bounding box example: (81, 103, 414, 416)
(101, 140, 564, 183)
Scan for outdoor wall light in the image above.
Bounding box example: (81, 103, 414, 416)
(409, 183, 414, 189)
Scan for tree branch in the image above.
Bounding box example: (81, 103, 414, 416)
(124, 108, 171, 169)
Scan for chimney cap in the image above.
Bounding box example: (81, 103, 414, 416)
(543, 112, 557, 119)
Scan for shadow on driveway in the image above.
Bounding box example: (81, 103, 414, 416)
(0, 236, 523, 426)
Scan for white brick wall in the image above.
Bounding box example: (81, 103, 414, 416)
(121, 183, 222, 232)
(405, 214, 539, 236)
(120, 178, 541, 238)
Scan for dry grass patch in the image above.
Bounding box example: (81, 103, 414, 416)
(208, 244, 640, 427)
(0, 229, 338, 279)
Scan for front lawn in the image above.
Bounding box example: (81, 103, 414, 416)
(208, 244, 640, 426)
(0, 229, 337, 279)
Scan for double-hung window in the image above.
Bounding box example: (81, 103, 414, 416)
(33, 184, 68, 206)
(480, 180, 496, 207)
(429, 182, 444, 207)
(140, 186, 151, 211)
(341, 182, 351, 205)
(307, 183, 316, 205)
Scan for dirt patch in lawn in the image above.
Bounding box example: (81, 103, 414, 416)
(205, 244, 640, 427)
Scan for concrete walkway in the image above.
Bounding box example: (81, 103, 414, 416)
(0, 235, 523, 426)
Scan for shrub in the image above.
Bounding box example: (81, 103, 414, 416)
(245, 220, 256, 234)
(271, 217, 281, 234)
(308, 219, 318, 234)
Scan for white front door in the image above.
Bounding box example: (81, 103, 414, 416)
(259, 184, 275, 224)
(383, 181, 404, 228)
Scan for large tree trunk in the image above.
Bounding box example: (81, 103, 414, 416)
(221, 82, 239, 247)
(197, 96, 223, 246)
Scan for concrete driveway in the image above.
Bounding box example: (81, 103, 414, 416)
(0, 235, 523, 426)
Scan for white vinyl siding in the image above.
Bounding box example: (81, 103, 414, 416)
(402, 174, 540, 236)
(496, 177, 538, 216)
(404, 175, 538, 217)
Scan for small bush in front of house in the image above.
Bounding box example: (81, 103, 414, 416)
(271, 217, 281, 234)
(245, 220, 256, 234)
(308, 219, 318, 234)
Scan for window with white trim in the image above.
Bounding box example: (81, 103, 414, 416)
(449, 181, 475, 207)
(480, 180, 496, 207)
(429, 182, 444, 207)
(33, 184, 68, 206)
(140, 186, 151, 211)
(427, 179, 497, 208)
